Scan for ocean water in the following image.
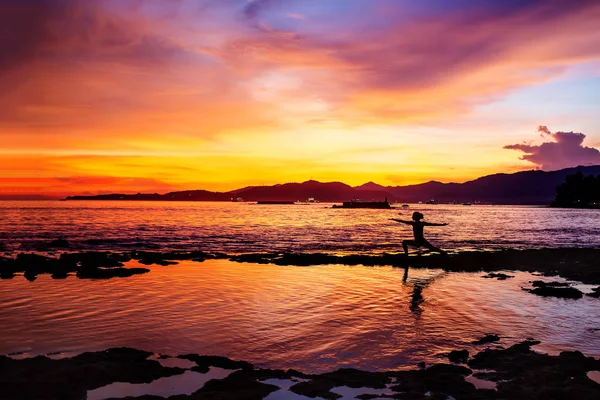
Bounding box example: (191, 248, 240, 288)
(0, 201, 599, 255)
(2, 201, 599, 374)
(1, 260, 599, 373)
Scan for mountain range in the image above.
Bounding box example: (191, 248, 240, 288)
(64, 165, 600, 205)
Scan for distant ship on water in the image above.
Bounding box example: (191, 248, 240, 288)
(295, 197, 320, 205)
(332, 198, 392, 209)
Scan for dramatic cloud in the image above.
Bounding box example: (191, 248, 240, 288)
(504, 126, 600, 170)
(1, 0, 600, 194)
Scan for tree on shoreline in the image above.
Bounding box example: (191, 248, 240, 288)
(552, 171, 600, 208)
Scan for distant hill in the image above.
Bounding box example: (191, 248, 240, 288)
(66, 190, 232, 202)
(227, 180, 393, 202)
(66, 181, 393, 202)
(355, 165, 600, 204)
(64, 165, 600, 205)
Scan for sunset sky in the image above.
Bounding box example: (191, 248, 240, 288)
(1, 0, 600, 196)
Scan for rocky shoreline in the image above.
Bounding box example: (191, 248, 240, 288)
(2, 248, 600, 286)
(1, 338, 599, 399)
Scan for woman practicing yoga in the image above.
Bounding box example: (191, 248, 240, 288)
(391, 212, 448, 255)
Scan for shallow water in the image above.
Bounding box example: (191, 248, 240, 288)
(1, 201, 599, 255)
(1, 260, 598, 373)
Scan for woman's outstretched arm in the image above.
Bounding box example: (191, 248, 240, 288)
(423, 222, 448, 226)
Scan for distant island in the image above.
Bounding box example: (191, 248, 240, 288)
(64, 165, 600, 205)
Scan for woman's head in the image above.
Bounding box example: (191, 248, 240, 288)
(412, 211, 424, 221)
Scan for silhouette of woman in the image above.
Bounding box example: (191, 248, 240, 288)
(391, 212, 448, 255)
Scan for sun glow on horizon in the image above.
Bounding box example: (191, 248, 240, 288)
(1, 0, 599, 196)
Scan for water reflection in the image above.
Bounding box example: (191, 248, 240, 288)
(401, 265, 447, 319)
(1, 260, 598, 373)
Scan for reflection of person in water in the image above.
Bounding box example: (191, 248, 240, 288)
(402, 266, 447, 317)
(391, 212, 448, 255)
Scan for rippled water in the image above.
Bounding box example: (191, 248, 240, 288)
(1, 260, 598, 373)
(0, 201, 599, 255)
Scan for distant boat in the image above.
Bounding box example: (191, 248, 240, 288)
(295, 197, 319, 205)
(462, 203, 472, 206)
(256, 200, 295, 205)
(231, 197, 244, 202)
(332, 198, 391, 209)
(425, 198, 438, 204)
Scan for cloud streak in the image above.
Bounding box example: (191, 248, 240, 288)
(504, 126, 600, 170)
(1, 0, 600, 194)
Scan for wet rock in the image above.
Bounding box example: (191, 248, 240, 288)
(51, 271, 69, 279)
(60, 252, 131, 269)
(227, 248, 600, 285)
(448, 350, 469, 364)
(290, 368, 390, 400)
(3, 343, 600, 400)
(192, 369, 280, 399)
(48, 239, 70, 248)
(472, 334, 500, 345)
(389, 364, 478, 399)
(468, 340, 600, 399)
(177, 354, 254, 373)
(24, 269, 37, 281)
(229, 253, 281, 264)
(531, 280, 570, 288)
(524, 281, 584, 299)
(482, 272, 514, 280)
(0, 348, 184, 400)
(132, 251, 218, 266)
(0, 256, 15, 279)
(76, 266, 149, 279)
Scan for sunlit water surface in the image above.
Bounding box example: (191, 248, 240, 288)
(1, 201, 599, 255)
(1, 260, 599, 373)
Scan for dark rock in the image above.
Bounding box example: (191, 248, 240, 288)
(229, 253, 283, 264)
(0, 348, 184, 400)
(482, 272, 514, 280)
(2, 342, 600, 400)
(76, 267, 149, 279)
(468, 340, 600, 399)
(51, 271, 69, 279)
(389, 364, 478, 399)
(531, 280, 570, 288)
(192, 369, 280, 399)
(48, 239, 70, 248)
(227, 248, 600, 285)
(448, 349, 469, 363)
(524, 286, 584, 299)
(472, 334, 500, 345)
(0, 256, 15, 278)
(59, 252, 130, 269)
(177, 354, 254, 373)
(132, 251, 219, 266)
(290, 368, 390, 400)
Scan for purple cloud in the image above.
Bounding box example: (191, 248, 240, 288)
(504, 126, 600, 171)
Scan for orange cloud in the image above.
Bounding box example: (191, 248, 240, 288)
(1, 0, 599, 195)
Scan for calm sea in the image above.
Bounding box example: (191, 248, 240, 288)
(1, 201, 599, 373)
(0, 201, 599, 255)
(1, 260, 599, 373)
